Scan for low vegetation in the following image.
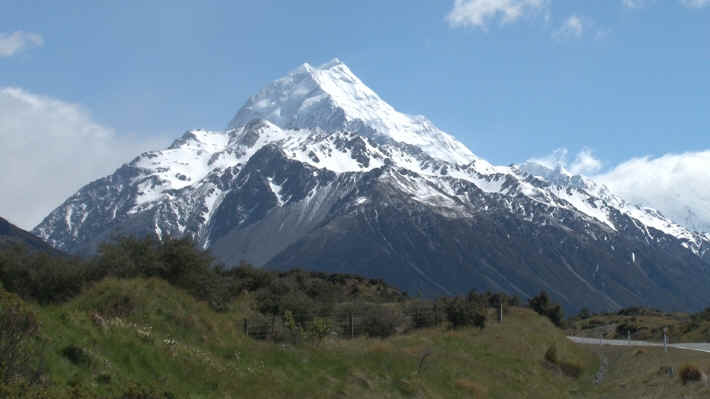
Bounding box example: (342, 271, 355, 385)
(566, 305, 710, 342)
(680, 364, 703, 385)
(0, 237, 602, 397)
(6, 237, 708, 397)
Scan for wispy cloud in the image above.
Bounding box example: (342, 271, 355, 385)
(624, 0, 709, 9)
(554, 15, 584, 39)
(0, 31, 43, 57)
(681, 0, 710, 8)
(622, 0, 648, 8)
(0, 87, 170, 229)
(528, 148, 710, 233)
(596, 151, 710, 233)
(446, 0, 548, 29)
(552, 15, 610, 41)
(527, 148, 603, 175)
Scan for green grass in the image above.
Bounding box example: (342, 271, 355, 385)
(10, 277, 601, 398)
(580, 345, 710, 399)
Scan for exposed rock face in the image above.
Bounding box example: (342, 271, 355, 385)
(33, 59, 710, 313)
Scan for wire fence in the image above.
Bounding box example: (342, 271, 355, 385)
(242, 303, 505, 341)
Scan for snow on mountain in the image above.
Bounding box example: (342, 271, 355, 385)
(516, 161, 709, 256)
(34, 59, 710, 262)
(228, 58, 477, 166)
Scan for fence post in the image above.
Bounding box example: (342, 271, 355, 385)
(499, 303, 503, 323)
(243, 318, 248, 338)
(349, 312, 354, 339)
(663, 327, 668, 353)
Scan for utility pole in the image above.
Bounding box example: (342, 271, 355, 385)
(499, 303, 503, 323)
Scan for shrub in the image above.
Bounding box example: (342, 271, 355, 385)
(408, 301, 437, 329)
(559, 361, 583, 379)
(361, 306, 400, 338)
(445, 297, 486, 329)
(544, 345, 558, 364)
(680, 365, 702, 385)
(283, 310, 306, 342)
(96, 373, 112, 385)
(93, 291, 136, 318)
(61, 345, 91, 367)
(118, 386, 177, 399)
(0, 287, 42, 384)
(0, 246, 88, 304)
(544, 344, 582, 378)
(577, 308, 591, 320)
(528, 291, 564, 327)
(308, 317, 332, 345)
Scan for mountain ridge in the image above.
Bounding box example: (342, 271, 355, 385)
(32, 59, 710, 312)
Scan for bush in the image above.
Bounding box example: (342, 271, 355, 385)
(93, 291, 136, 318)
(544, 344, 582, 378)
(61, 345, 91, 367)
(559, 361, 583, 379)
(118, 386, 177, 399)
(361, 306, 400, 338)
(408, 301, 438, 329)
(577, 308, 591, 320)
(544, 345, 558, 364)
(680, 365, 702, 385)
(308, 317, 332, 345)
(445, 297, 486, 329)
(0, 287, 43, 385)
(528, 291, 564, 327)
(0, 246, 89, 304)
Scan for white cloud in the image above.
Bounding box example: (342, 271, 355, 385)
(0, 31, 43, 57)
(527, 148, 568, 170)
(624, 0, 709, 9)
(681, 0, 710, 8)
(596, 151, 710, 233)
(528, 148, 710, 233)
(527, 148, 602, 175)
(446, 0, 548, 29)
(554, 15, 584, 39)
(622, 0, 647, 8)
(0, 87, 170, 230)
(570, 149, 602, 175)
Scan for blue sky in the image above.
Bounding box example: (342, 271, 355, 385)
(1, 0, 710, 229)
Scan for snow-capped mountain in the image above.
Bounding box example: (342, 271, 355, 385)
(34, 59, 710, 313)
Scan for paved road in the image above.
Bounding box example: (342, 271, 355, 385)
(568, 336, 710, 353)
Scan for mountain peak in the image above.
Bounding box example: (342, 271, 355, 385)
(228, 59, 477, 165)
(292, 58, 343, 74)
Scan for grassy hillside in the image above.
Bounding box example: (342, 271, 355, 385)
(588, 345, 710, 399)
(6, 237, 709, 398)
(1, 275, 601, 398)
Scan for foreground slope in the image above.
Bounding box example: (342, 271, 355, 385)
(4, 277, 598, 398)
(34, 59, 710, 313)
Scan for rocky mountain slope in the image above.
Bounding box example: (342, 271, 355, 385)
(33, 59, 710, 312)
(0, 216, 61, 254)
